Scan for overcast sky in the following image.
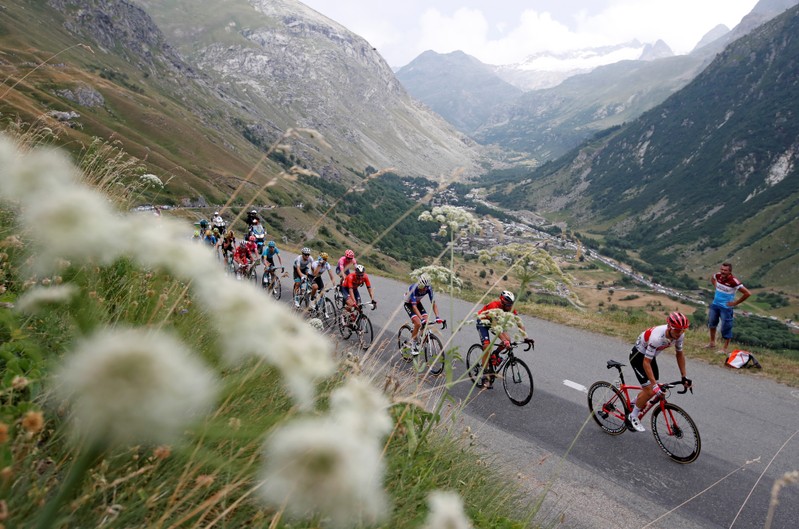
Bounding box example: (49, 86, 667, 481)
(300, 0, 760, 67)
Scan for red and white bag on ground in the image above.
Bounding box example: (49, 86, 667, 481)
(725, 350, 762, 369)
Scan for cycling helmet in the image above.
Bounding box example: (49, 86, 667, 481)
(205, 230, 212, 237)
(214, 211, 219, 216)
(417, 274, 431, 287)
(268, 240, 276, 248)
(301, 247, 311, 256)
(213, 228, 220, 235)
(667, 312, 690, 330)
(344, 249, 355, 259)
(500, 290, 515, 305)
(320, 252, 329, 261)
(251, 209, 257, 214)
(249, 235, 256, 242)
(355, 264, 365, 275)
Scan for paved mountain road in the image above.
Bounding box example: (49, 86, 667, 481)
(271, 269, 798, 529)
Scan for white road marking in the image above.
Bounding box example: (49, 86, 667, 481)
(564, 380, 588, 393)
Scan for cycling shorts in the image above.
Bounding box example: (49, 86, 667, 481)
(403, 302, 427, 320)
(476, 321, 492, 345)
(311, 276, 324, 290)
(629, 347, 659, 387)
(341, 288, 361, 304)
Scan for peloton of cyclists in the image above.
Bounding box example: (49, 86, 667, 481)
(403, 273, 443, 355)
(308, 252, 337, 302)
(475, 291, 532, 389)
(341, 264, 376, 323)
(627, 312, 693, 432)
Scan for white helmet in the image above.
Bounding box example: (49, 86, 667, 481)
(500, 290, 515, 305)
(417, 274, 431, 287)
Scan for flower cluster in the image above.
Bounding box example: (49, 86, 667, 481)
(421, 490, 473, 529)
(139, 173, 164, 188)
(477, 308, 525, 339)
(419, 205, 480, 237)
(410, 265, 463, 292)
(259, 376, 393, 527)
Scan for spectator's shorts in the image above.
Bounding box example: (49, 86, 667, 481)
(708, 304, 734, 339)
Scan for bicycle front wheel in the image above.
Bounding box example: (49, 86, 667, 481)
(465, 344, 485, 384)
(250, 268, 259, 285)
(587, 381, 628, 435)
(333, 288, 344, 310)
(651, 403, 701, 463)
(271, 278, 281, 300)
(424, 334, 445, 376)
(397, 324, 413, 360)
(338, 312, 353, 339)
(502, 358, 533, 406)
(356, 315, 373, 350)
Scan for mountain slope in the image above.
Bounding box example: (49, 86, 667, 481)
(137, 0, 484, 180)
(395, 50, 523, 134)
(488, 5, 799, 291)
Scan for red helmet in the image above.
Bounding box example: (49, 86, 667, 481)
(345, 249, 355, 259)
(667, 312, 690, 330)
(249, 235, 256, 242)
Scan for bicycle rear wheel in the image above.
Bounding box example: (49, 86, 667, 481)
(397, 324, 413, 360)
(319, 298, 337, 329)
(465, 344, 485, 384)
(424, 334, 445, 376)
(651, 403, 701, 463)
(356, 315, 373, 350)
(587, 381, 628, 435)
(502, 358, 533, 406)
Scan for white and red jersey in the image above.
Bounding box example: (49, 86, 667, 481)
(634, 324, 684, 360)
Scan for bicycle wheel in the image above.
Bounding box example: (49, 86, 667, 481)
(397, 324, 414, 360)
(271, 278, 282, 300)
(250, 267, 259, 285)
(465, 344, 486, 384)
(424, 333, 445, 376)
(333, 287, 344, 310)
(338, 312, 353, 339)
(587, 381, 628, 435)
(320, 298, 337, 329)
(651, 403, 701, 463)
(502, 358, 533, 406)
(356, 315, 373, 350)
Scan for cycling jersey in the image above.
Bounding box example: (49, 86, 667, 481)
(478, 300, 518, 317)
(404, 284, 434, 304)
(309, 258, 331, 277)
(712, 273, 744, 307)
(341, 272, 371, 291)
(234, 245, 253, 264)
(633, 325, 684, 359)
(262, 246, 279, 264)
(336, 256, 357, 275)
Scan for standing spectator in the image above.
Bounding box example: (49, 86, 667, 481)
(707, 262, 751, 353)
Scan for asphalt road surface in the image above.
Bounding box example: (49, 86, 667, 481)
(263, 268, 798, 529)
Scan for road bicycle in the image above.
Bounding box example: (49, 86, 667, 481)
(244, 260, 259, 285)
(338, 301, 375, 350)
(587, 359, 700, 464)
(466, 339, 535, 406)
(293, 277, 312, 310)
(261, 265, 283, 300)
(397, 319, 447, 376)
(308, 287, 338, 329)
(333, 283, 345, 310)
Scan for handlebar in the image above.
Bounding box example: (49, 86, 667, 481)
(661, 380, 694, 395)
(506, 339, 534, 351)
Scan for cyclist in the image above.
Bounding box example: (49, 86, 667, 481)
(233, 239, 256, 277)
(293, 247, 314, 306)
(341, 264, 376, 322)
(202, 229, 217, 247)
(475, 291, 531, 388)
(218, 230, 236, 262)
(211, 211, 226, 234)
(308, 252, 336, 302)
(261, 240, 283, 286)
(403, 273, 443, 355)
(627, 312, 693, 432)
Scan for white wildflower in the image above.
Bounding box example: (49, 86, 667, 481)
(419, 205, 479, 235)
(139, 173, 163, 188)
(308, 318, 325, 332)
(329, 376, 393, 439)
(478, 308, 525, 339)
(421, 490, 473, 529)
(194, 276, 334, 408)
(410, 265, 462, 292)
(0, 137, 76, 199)
(54, 328, 218, 447)
(259, 417, 388, 528)
(21, 186, 127, 271)
(16, 284, 78, 313)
